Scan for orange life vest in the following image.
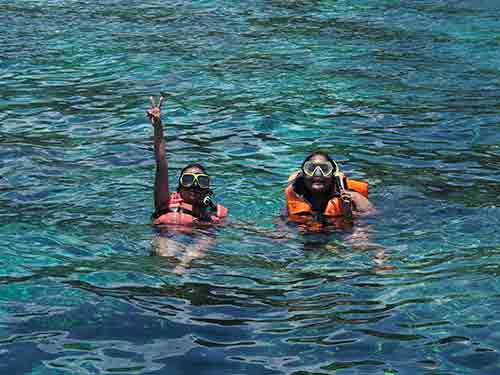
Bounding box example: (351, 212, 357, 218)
(153, 192, 228, 226)
(285, 172, 368, 221)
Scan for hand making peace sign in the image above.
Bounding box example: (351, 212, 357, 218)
(146, 96, 164, 127)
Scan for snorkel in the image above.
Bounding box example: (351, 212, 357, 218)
(202, 194, 217, 211)
(334, 171, 345, 192)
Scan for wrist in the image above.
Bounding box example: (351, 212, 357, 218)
(153, 122, 164, 135)
(152, 119, 162, 127)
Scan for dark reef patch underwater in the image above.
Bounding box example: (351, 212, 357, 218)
(1, 0, 500, 374)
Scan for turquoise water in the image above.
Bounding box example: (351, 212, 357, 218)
(1, 0, 500, 373)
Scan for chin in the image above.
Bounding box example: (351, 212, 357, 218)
(312, 187, 328, 194)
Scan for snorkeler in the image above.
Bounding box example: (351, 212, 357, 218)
(147, 96, 227, 226)
(285, 151, 373, 225)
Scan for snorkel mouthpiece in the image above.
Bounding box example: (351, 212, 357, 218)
(203, 195, 217, 211)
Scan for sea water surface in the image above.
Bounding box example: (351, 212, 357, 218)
(1, 0, 500, 374)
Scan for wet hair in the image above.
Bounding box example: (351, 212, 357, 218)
(179, 163, 207, 176)
(177, 163, 210, 192)
(301, 150, 336, 170)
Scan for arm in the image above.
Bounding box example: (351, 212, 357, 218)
(349, 191, 375, 213)
(339, 190, 375, 217)
(336, 172, 375, 217)
(147, 96, 169, 213)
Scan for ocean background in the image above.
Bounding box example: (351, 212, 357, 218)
(1, 0, 500, 374)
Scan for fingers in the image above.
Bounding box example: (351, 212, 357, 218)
(341, 193, 352, 204)
(147, 96, 164, 125)
(149, 95, 164, 111)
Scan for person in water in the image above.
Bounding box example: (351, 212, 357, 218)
(285, 151, 373, 226)
(147, 96, 228, 226)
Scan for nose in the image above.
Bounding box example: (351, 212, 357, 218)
(313, 167, 323, 177)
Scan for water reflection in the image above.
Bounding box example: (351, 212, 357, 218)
(152, 227, 216, 274)
(150, 212, 392, 278)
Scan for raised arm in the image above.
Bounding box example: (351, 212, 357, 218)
(348, 191, 375, 214)
(146, 96, 169, 213)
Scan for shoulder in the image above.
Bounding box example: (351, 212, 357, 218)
(152, 207, 169, 220)
(286, 170, 304, 194)
(216, 204, 228, 218)
(287, 170, 301, 183)
(152, 192, 179, 219)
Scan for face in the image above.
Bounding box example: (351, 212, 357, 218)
(179, 166, 211, 205)
(302, 154, 335, 194)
